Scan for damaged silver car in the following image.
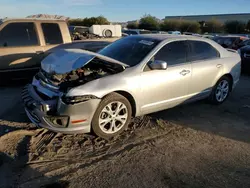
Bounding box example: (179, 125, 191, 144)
(22, 35, 241, 138)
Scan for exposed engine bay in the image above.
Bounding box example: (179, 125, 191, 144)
(37, 57, 125, 92)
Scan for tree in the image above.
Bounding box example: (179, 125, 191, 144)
(95, 16, 110, 25)
(127, 22, 139, 29)
(180, 20, 201, 33)
(160, 19, 181, 31)
(224, 20, 246, 34)
(68, 16, 110, 27)
(201, 19, 224, 33)
(68, 18, 84, 26)
(139, 14, 160, 30)
(160, 19, 200, 33)
(246, 20, 250, 32)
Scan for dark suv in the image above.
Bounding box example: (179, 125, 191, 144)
(213, 36, 248, 50)
(238, 45, 250, 73)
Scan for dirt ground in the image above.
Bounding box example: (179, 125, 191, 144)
(0, 75, 250, 188)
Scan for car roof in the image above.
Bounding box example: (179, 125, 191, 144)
(130, 34, 207, 41)
(1, 17, 67, 22)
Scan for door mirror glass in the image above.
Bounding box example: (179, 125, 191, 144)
(149, 60, 167, 70)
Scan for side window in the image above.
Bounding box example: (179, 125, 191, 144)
(154, 41, 187, 66)
(41, 23, 63, 45)
(0, 22, 38, 47)
(188, 41, 220, 62)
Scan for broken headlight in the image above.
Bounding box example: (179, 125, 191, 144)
(61, 95, 99, 104)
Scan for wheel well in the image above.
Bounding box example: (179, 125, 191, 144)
(114, 91, 136, 117)
(221, 74, 233, 91)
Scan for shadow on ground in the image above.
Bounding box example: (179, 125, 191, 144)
(0, 151, 70, 188)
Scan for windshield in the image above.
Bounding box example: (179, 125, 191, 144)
(98, 36, 160, 67)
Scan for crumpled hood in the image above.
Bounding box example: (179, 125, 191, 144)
(41, 48, 128, 75)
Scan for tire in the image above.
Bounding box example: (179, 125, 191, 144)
(104, 29, 112, 38)
(91, 93, 132, 139)
(209, 76, 232, 105)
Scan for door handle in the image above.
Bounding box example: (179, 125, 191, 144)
(180, 70, 190, 76)
(36, 51, 44, 55)
(216, 64, 222, 68)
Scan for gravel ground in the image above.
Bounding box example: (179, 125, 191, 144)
(0, 75, 250, 188)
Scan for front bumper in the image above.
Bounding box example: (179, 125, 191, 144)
(22, 84, 101, 134)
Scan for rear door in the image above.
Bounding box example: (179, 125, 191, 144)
(0, 22, 44, 71)
(41, 23, 64, 53)
(187, 40, 222, 99)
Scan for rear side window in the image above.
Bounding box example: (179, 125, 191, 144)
(41, 23, 63, 45)
(0, 22, 38, 47)
(154, 41, 188, 66)
(188, 41, 220, 61)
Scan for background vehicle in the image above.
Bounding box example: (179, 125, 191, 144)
(236, 39, 250, 49)
(151, 30, 168, 34)
(213, 35, 248, 50)
(183, 32, 201, 37)
(238, 45, 250, 73)
(122, 29, 152, 35)
(89, 25, 122, 38)
(69, 26, 90, 40)
(202, 34, 215, 39)
(0, 18, 112, 79)
(23, 35, 241, 139)
(168, 31, 181, 35)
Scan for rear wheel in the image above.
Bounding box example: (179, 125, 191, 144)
(209, 76, 231, 104)
(92, 93, 132, 139)
(104, 29, 112, 38)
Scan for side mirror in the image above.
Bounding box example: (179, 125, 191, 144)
(149, 60, 167, 70)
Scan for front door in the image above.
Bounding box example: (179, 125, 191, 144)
(0, 22, 44, 71)
(139, 40, 191, 115)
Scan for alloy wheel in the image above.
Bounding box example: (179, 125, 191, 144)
(215, 80, 229, 102)
(99, 101, 128, 134)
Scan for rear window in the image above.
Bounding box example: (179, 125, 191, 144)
(41, 23, 63, 45)
(188, 41, 220, 61)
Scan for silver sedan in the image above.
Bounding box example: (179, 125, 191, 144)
(22, 35, 241, 139)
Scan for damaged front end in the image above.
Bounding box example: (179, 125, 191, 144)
(22, 49, 127, 134)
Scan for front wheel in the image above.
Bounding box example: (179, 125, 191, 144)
(92, 93, 132, 139)
(209, 76, 231, 104)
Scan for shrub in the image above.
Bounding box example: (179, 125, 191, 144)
(68, 16, 110, 27)
(139, 14, 160, 30)
(161, 19, 200, 33)
(127, 22, 139, 29)
(224, 20, 246, 34)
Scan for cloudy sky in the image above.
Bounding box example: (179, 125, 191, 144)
(0, 0, 249, 21)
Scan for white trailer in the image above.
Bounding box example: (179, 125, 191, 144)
(89, 25, 122, 38)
